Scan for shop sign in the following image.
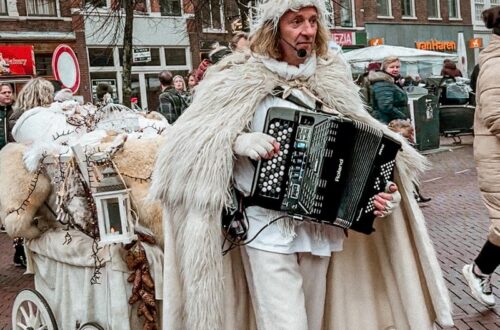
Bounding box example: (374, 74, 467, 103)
(332, 32, 355, 46)
(469, 38, 483, 49)
(133, 48, 151, 63)
(415, 40, 456, 51)
(0, 45, 35, 76)
(369, 38, 384, 46)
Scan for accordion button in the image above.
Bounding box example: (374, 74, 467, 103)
(279, 171, 284, 176)
(276, 187, 281, 192)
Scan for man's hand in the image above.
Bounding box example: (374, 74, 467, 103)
(373, 182, 401, 218)
(233, 132, 280, 160)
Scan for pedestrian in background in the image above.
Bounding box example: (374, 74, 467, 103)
(173, 74, 190, 106)
(462, 5, 500, 308)
(440, 59, 462, 78)
(369, 57, 431, 203)
(158, 70, 188, 124)
(368, 56, 409, 124)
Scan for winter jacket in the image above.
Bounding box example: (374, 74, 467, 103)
(158, 87, 188, 124)
(0, 104, 14, 148)
(473, 33, 500, 246)
(368, 70, 409, 124)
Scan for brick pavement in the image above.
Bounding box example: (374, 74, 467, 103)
(422, 136, 500, 329)
(0, 233, 34, 330)
(0, 135, 499, 329)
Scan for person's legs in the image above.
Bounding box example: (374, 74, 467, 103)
(463, 193, 500, 307)
(241, 247, 308, 330)
(298, 253, 330, 330)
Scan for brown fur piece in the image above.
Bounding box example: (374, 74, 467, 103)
(112, 137, 164, 246)
(0, 143, 54, 239)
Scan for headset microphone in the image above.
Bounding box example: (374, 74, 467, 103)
(296, 49, 307, 58)
(282, 38, 308, 58)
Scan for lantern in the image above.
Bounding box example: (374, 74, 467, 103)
(90, 153, 136, 245)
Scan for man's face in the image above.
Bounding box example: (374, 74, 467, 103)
(278, 7, 318, 65)
(0, 85, 13, 106)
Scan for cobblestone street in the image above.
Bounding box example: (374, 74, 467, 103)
(0, 136, 499, 329)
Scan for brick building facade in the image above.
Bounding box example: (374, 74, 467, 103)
(354, 0, 474, 76)
(0, 0, 91, 100)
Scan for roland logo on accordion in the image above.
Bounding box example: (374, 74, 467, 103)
(250, 106, 401, 235)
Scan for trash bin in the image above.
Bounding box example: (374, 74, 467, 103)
(411, 94, 440, 151)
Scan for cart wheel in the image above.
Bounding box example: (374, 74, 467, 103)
(79, 322, 104, 330)
(12, 289, 58, 330)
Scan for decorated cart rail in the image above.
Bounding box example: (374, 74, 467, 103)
(0, 99, 168, 330)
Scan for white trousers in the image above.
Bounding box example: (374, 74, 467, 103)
(241, 246, 331, 330)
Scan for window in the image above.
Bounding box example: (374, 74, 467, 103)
(35, 54, 53, 76)
(377, 0, 392, 17)
(119, 48, 161, 66)
(447, 0, 460, 18)
(88, 48, 115, 67)
(90, 72, 117, 103)
(401, 0, 414, 16)
(26, 0, 57, 16)
(0, 0, 8, 15)
(202, 0, 224, 31)
(160, 0, 181, 16)
(475, 0, 500, 22)
(164, 48, 187, 65)
(427, 0, 440, 18)
(340, 0, 353, 27)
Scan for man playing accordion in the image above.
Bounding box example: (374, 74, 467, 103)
(150, 0, 453, 329)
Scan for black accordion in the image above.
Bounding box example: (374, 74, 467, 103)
(250, 107, 402, 234)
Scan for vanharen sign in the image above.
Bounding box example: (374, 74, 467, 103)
(415, 39, 457, 51)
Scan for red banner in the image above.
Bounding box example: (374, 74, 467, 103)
(0, 45, 35, 76)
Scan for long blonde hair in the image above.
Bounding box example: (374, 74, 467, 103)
(173, 75, 186, 92)
(250, 13, 330, 60)
(14, 78, 54, 112)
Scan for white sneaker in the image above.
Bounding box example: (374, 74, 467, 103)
(462, 264, 496, 307)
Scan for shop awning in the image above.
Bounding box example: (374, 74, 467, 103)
(0, 31, 76, 41)
(344, 45, 458, 65)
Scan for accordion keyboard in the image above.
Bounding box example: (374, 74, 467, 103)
(254, 118, 296, 200)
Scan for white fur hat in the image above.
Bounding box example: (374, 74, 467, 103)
(250, 0, 328, 35)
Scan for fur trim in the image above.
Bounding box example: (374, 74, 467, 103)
(150, 50, 429, 329)
(250, 0, 328, 35)
(368, 70, 394, 83)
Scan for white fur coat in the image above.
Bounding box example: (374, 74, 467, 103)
(150, 51, 454, 329)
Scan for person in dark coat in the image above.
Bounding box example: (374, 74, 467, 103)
(158, 70, 188, 124)
(368, 56, 409, 124)
(470, 63, 480, 93)
(0, 83, 14, 148)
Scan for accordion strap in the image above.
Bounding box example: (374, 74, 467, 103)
(273, 83, 343, 117)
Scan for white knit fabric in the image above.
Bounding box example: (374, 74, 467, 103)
(251, 0, 328, 35)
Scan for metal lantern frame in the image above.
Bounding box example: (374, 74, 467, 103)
(94, 188, 136, 245)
